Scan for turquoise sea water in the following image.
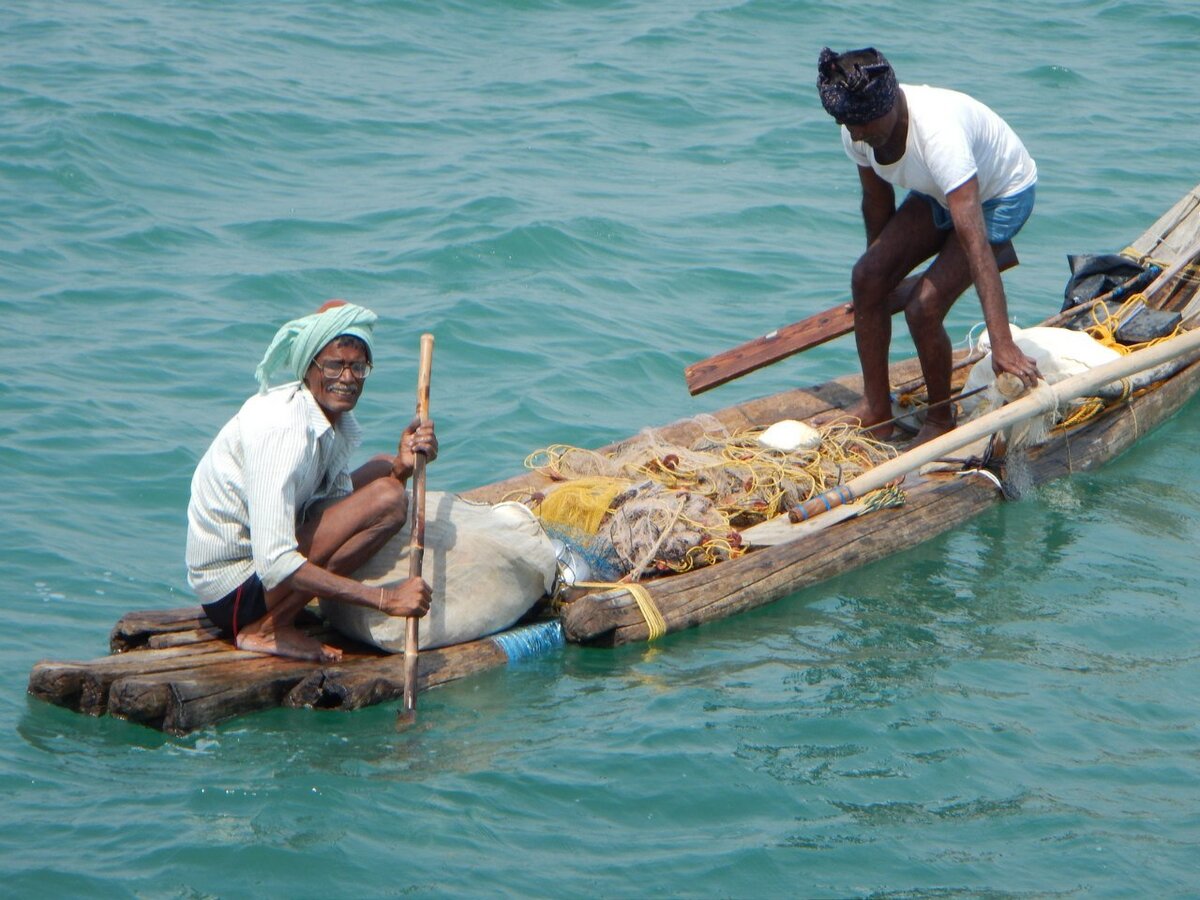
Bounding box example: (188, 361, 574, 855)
(3, 1, 1200, 896)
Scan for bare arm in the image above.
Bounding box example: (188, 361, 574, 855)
(857, 165, 897, 247)
(945, 177, 1041, 387)
(349, 417, 439, 490)
(281, 560, 431, 618)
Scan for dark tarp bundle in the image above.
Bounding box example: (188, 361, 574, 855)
(1061, 253, 1159, 311)
(1061, 253, 1177, 343)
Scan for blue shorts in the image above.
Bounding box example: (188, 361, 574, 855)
(201, 574, 268, 639)
(913, 183, 1036, 244)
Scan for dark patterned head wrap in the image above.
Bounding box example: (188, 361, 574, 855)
(816, 47, 898, 125)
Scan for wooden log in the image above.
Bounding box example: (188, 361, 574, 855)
(147, 626, 224, 649)
(1127, 188, 1200, 263)
(110, 605, 325, 652)
(788, 326, 1200, 523)
(1019, 356, 1200, 483)
(110, 607, 209, 652)
(108, 653, 329, 732)
(29, 642, 232, 713)
(78, 644, 261, 716)
(561, 473, 997, 645)
(286, 638, 509, 711)
(161, 661, 322, 735)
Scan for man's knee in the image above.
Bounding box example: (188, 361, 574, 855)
(903, 283, 962, 336)
(851, 255, 900, 309)
(365, 476, 409, 533)
(904, 292, 937, 334)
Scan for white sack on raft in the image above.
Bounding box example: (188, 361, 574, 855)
(320, 492, 558, 652)
(961, 325, 1123, 419)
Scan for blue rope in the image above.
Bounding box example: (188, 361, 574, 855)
(491, 620, 565, 663)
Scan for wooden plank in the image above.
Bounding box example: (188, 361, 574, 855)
(684, 303, 858, 395)
(684, 251, 1018, 396)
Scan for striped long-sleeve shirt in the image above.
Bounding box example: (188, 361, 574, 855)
(186, 383, 363, 603)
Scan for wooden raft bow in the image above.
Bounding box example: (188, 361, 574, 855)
(398, 333, 434, 727)
(786, 325, 1200, 524)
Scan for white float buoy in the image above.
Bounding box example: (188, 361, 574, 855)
(759, 419, 823, 452)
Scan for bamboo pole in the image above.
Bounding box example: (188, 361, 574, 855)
(786, 326, 1200, 525)
(397, 333, 434, 727)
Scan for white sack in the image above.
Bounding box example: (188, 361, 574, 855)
(320, 491, 558, 652)
(961, 325, 1122, 419)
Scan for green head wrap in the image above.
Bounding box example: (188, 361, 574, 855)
(255, 301, 378, 392)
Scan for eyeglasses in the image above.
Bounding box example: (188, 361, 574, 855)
(311, 358, 372, 380)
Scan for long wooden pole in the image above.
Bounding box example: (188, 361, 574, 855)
(398, 333, 434, 727)
(786, 326, 1200, 525)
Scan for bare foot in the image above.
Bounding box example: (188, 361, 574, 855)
(909, 418, 955, 447)
(812, 401, 896, 441)
(237, 625, 343, 663)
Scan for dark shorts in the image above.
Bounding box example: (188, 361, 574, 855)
(911, 183, 1036, 244)
(201, 574, 268, 638)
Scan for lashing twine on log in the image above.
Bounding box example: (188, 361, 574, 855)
(576, 581, 668, 640)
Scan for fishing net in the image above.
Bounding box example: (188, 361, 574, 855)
(518, 417, 897, 580)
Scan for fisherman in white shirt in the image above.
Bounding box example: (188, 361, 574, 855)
(187, 300, 436, 662)
(816, 46, 1043, 444)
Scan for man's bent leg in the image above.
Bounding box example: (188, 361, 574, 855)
(840, 195, 947, 435)
(904, 237, 1015, 442)
(300, 475, 409, 575)
(236, 478, 410, 662)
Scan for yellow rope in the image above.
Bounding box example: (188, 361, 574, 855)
(576, 581, 667, 640)
(1049, 294, 1184, 432)
(1118, 247, 1171, 269)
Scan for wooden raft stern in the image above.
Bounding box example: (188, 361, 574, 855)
(28, 607, 561, 734)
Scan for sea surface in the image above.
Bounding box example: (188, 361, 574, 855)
(3, 1, 1199, 896)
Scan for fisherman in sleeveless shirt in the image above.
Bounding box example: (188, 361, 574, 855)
(186, 301, 436, 662)
(816, 47, 1042, 442)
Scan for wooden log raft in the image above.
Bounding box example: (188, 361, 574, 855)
(25, 361, 910, 736)
(29, 184, 1200, 733)
(29, 609, 563, 734)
